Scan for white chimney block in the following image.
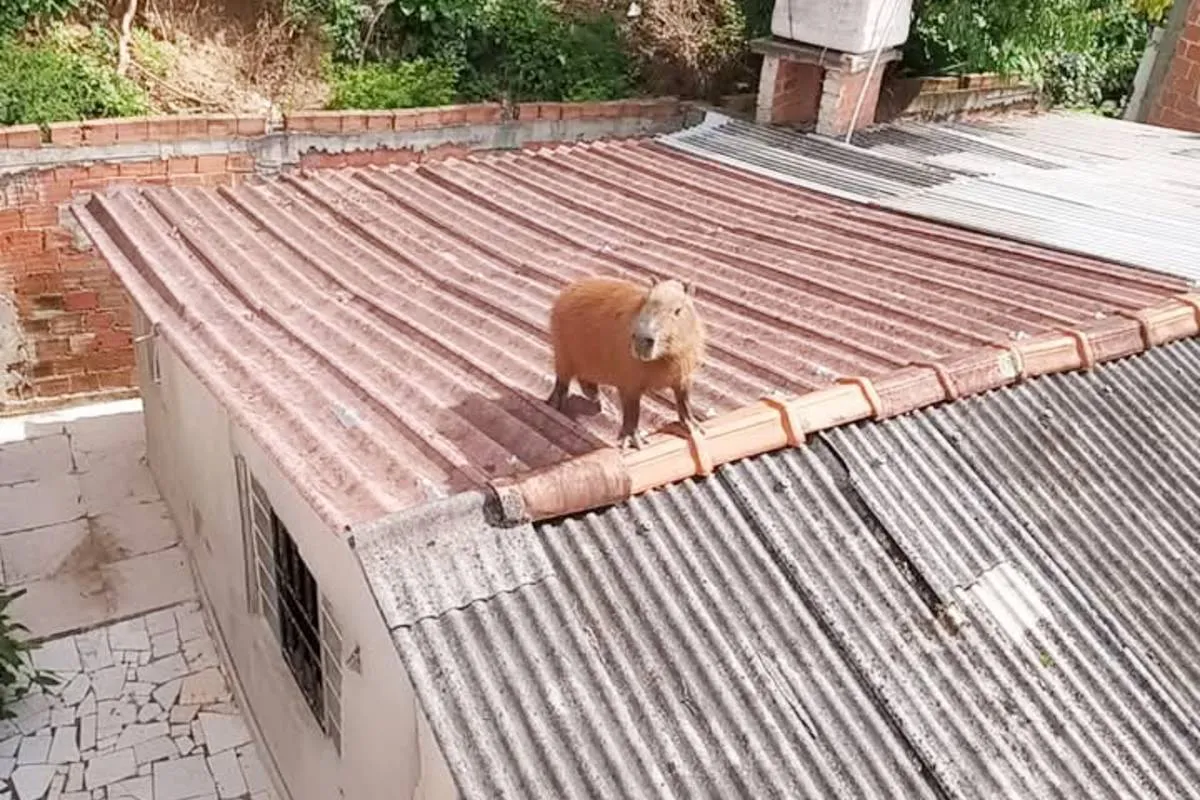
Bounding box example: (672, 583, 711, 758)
(771, 0, 913, 54)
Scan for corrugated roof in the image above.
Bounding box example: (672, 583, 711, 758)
(72, 136, 1187, 528)
(662, 111, 1200, 279)
(382, 338, 1200, 800)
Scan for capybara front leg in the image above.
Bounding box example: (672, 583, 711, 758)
(546, 376, 571, 411)
(673, 385, 702, 437)
(617, 389, 647, 450)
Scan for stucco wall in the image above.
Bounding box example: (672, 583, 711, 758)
(132, 308, 457, 800)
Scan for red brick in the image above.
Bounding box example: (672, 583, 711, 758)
(167, 174, 207, 187)
(69, 373, 101, 394)
(48, 314, 83, 335)
(539, 103, 564, 122)
(63, 290, 99, 311)
(68, 333, 96, 354)
(95, 369, 134, 389)
(195, 154, 226, 174)
(97, 289, 128, 309)
(15, 272, 61, 296)
(88, 311, 115, 330)
(201, 173, 232, 187)
(0, 209, 20, 231)
(560, 103, 585, 121)
(21, 206, 59, 229)
(48, 123, 83, 147)
(226, 153, 255, 172)
(87, 163, 122, 181)
(436, 105, 469, 127)
(3, 125, 42, 148)
(284, 112, 341, 133)
(146, 116, 180, 141)
(82, 120, 119, 145)
(43, 229, 77, 251)
(95, 329, 131, 350)
(118, 160, 168, 178)
(365, 111, 394, 131)
(393, 110, 419, 131)
(206, 114, 239, 137)
(168, 156, 198, 174)
(52, 166, 87, 183)
(415, 110, 441, 129)
(52, 356, 87, 376)
(113, 307, 132, 328)
(466, 103, 503, 125)
(16, 254, 59, 277)
(36, 337, 71, 360)
(236, 116, 268, 136)
(114, 118, 150, 143)
(0, 230, 44, 256)
(33, 376, 71, 396)
(42, 180, 72, 203)
(340, 114, 368, 133)
(177, 116, 209, 138)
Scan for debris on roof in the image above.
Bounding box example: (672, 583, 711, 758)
(663, 110, 1200, 278)
(383, 337, 1200, 800)
(71, 134, 1188, 529)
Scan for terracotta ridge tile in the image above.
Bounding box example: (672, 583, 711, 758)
(489, 292, 1200, 525)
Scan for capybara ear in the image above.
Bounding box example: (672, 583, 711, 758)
(684, 280, 696, 297)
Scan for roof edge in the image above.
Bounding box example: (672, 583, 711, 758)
(490, 293, 1200, 524)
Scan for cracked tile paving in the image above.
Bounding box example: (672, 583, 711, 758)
(0, 400, 278, 800)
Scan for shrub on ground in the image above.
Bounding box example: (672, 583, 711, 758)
(0, 587, 58, 720)
(326, 57, 457, 108)
(0, 29, 148, 125)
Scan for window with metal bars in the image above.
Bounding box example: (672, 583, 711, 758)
(236, 456, 343, 752)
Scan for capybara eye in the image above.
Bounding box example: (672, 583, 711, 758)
(674, 307, 682, 316)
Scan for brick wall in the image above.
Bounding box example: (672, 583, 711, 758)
(1147, 0, 1200, 131)
(0, 98, 685, 410)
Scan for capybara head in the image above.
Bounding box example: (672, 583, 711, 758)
(631, 277, 698, 362)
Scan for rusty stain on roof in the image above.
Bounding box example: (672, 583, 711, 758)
(71, 137, 1188, 529)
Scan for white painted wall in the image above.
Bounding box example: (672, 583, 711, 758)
(133, 315, 457, 800)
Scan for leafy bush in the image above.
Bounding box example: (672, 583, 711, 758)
(457, 1, 633, 102)
(906, 0, 1158, 115)
(0, 587, 59, 719)
(0, 0, 81, 38)
(327, 58, 457, 108)
(0, 33, 148, 126)
(286, 0, 372, 64)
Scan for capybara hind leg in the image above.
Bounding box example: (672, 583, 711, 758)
(580, 381, 600, 402)
(673, 386, 702, 436)
(617, 390, 647, 450)
(546, 376, 571, 411)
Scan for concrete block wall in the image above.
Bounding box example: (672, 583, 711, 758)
(0, 97, 686, 410)
(1145, 0, 1200, 131)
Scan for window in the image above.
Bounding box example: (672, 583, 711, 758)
(237, 459, 343, 752)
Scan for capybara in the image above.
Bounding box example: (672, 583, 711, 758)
(546, 275, 706, 449)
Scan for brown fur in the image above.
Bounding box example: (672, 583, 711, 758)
(546, 275, 706, 449)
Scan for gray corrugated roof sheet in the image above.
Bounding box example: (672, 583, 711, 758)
(367, 337, 1200, 800)
(660, 111, 1200, 280)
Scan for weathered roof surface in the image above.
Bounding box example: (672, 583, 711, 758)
(72, 135, 1187, 528)
(663, 111, 1200, 278)
(383, 338, 1200, 800)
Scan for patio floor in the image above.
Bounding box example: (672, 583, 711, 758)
(0, 400, 278, 800)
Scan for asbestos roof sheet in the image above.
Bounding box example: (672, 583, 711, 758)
(662, 111, 1200, 278)
(72, 137, 1186, 529)
(386, 337, 1200, 800)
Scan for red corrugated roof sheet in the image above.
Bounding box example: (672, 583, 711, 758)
(72, 138, 1187, 528)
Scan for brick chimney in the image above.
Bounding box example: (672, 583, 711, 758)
(752, 0, 913, 136)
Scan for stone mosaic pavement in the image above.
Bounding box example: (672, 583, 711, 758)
(0, 400, 279, 800)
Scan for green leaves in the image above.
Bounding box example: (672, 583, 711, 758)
(0, 587, 59, 720)
(327, 58, 457, 108)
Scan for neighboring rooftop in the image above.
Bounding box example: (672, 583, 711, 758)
(72, 129, 1188, 529)
(665, 110, 1200, 278)
(371, 336, 1200, 800)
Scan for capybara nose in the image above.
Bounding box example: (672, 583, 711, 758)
(633, 334, 655, 357)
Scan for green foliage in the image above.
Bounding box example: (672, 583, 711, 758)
(286, 0, 372, 64)
(739, 0, 775, 39)
(906, 0, 1160, 114)
(0, 0, 81, 38)
(299, 0, 634, 104)
(0, 587, 59, 720)
(327, 58, 457, 108)
(456, 2, 633, 102)
(0, 31, 148, 126)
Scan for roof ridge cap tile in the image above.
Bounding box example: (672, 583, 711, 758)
(490, 292, 1200, 524)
